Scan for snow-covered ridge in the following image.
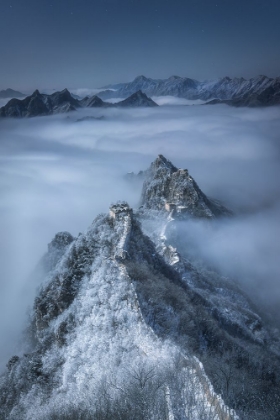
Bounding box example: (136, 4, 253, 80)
(0, 202, 240, 419)
(1, 156, 279, 419)
(98, 74, 280, 106)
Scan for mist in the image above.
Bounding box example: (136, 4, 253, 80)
(172, 207, 280, 320)
(0, 103, 280, 369)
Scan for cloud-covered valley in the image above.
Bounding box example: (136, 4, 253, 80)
(0, 103, 280, 369)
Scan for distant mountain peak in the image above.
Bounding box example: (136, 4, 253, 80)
(134, 89, 148, 97)
(0, 88, 26, 99)
(32, 89, 41, 96)
(97, 74, 280, 106)
(0, 88, 81, 117)
(134, 75, 149, 82)
(168, 75, 181, 80)
(117, 90, 158, 107)
(256, 74, 269, 80)
(51, 88, 74, 101)
(220, 76, 231, 82)
(80, 94, 108, 108)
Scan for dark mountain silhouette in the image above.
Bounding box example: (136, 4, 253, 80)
(116, 90, 158, 107)
(0, 89, 80, 117)
(0, 89, 158, 117)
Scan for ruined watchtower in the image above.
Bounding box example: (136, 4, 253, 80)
(109, 202, 132, 219)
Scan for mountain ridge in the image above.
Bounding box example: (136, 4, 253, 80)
(0, 89, 80, 117)
(98, 74, 280, 107)
(0, 90, 157, 117)
(1, 73, 279, 118)
(0, 155, 279, 420)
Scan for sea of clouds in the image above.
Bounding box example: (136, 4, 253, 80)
(0, 102, 279, 369)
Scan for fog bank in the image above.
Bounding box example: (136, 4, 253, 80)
(0, 103, 280, 369)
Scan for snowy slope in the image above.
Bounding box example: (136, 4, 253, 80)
(1, 156, 279, 420)
(0, 203, 239, 420)
(98, 74, 280, 106)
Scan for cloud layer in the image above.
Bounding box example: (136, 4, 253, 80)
(0, 103, 280, 369)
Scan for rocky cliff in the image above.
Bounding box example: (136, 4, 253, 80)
(0, 156, 279, 420)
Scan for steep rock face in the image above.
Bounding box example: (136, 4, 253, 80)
(97, 74, 280, 106)
(139, 155, 231, 218)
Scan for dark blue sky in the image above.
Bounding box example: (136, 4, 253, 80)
(1, 0, 280, 90)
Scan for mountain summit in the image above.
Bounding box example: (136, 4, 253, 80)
(0, 156, 279, 420)
(117, 90, 158, 107)
(140, 155, 231, 217)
